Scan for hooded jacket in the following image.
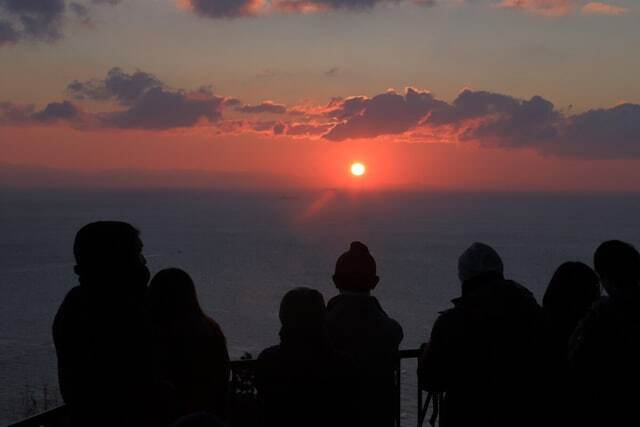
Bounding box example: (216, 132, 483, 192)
(420, 274, 547, 427)
(568, 288, 640, 427)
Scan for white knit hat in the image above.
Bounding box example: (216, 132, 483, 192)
(458, 242, 504, 283)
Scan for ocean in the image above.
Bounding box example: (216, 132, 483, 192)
(2, 189, 640, 425)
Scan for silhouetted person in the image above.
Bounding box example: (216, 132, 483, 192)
(325, 242, 403, 427)
(52, 221, 151, 426)
(147, 268, 229, 423)
(569, 240, 640, 427)
(543, 261, 600, 361)
(256, 287, 360, 427)
(419, 242, 547, 427)
(542, 262, 600, 427)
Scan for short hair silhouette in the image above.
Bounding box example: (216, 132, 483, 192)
(594, 240, 640, 294)
(458, 242, 504, 283)
(53, 221, 151, 427)
(279, 287, 326, 330)
(543, 261, 600, 318)
(332, 241, 379, 292)
(72, 221, 148, 288)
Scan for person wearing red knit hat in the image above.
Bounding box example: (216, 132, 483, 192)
(326, 241, 403, 427)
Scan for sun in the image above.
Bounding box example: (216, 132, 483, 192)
(350, 162, 366, 177)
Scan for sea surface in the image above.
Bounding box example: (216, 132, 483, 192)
(2, 189, 640, 425)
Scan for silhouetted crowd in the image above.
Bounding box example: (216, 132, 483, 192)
(52, 222, 640, 427)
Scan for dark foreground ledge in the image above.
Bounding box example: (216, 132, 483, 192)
(7, 349, 424, 427)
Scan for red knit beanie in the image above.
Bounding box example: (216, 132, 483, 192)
(333, 241, 377, 292)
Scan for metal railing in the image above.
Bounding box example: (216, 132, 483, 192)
(7, 349, 427, 427)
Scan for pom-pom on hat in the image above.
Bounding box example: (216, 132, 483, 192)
(333, 241, 378, 292)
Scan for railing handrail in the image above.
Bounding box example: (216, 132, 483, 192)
(7, 348, 423, 427)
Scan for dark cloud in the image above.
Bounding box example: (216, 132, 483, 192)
(67, 67, 163, 105)
(186, 0, 263, 18)
(0, 102, 35, 123)
(559, 103, 640, 158)
(252, 120, 277, 131)
(325, 96, 369, 119)
(32, 100, 81, 122)
(459, 95, 560, 147)
(320, 86, 640, 159)
(223, 97, 242, 107)
(275, 0, 400, 12)
(1, 100, 81, 124)
(324, 88, 447, 141)
(286, 123, 332, 136)
(0, 0, 122, 46)
(0, 0, 66, 42)
(0, 19, 19, 45)
(236, 101, 287, 114)
(428, 90, 522, 125)
(66, 67, 230, 130)
(273, 122, 286, 135)
(4, 68, 640, 159)
(312, 0, 400, 9)
(414, 0, 436, 6)
(428, 89, 561, 147)
(101, 87, 224, 129)
(69, 2, 90, 22)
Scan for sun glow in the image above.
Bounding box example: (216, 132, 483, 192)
(350, 162, 366, 177)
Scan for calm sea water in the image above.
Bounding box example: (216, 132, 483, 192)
(2, 189, 640, 424)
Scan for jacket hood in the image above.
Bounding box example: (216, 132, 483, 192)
(452, 276, 540, 318)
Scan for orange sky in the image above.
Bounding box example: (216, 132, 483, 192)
(3, 124, 640, 191)
(1, 0, 639, 191)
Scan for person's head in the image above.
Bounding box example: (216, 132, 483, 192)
(332, 241, 379, 293)
(458, 242, 504, 284)
(279, 287, 326, 337)
(147, 268, 203, 325)
(594, 240, 640, 297)
(543, 261, 600, 322)
(73, 221, 149, 291)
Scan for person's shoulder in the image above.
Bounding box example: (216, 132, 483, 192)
(256, 345, 284, 378)
(431, 307, 463, 334)
(257, 345, 282, 362)
(53, 286, 87, 338)
(203, 316, 226, 338)
(502, 279, 535, 299)
(385, 316, 404, 341)
(62, 285, 85, 302)
(500, 279, 541, 310)
(55, 286, 87, 317)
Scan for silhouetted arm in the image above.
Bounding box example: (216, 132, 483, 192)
(568, 302, 604, 372)
(419, 313, 456, 392)
(52, 290, 97, 417)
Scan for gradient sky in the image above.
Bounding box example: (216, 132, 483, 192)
(1, 0, 639, 190)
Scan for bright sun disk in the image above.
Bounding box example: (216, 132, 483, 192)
(350, 162, 366, 176)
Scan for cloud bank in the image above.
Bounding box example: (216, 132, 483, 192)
(1, 67, 639, 159)
(180, 0, 630, 18)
